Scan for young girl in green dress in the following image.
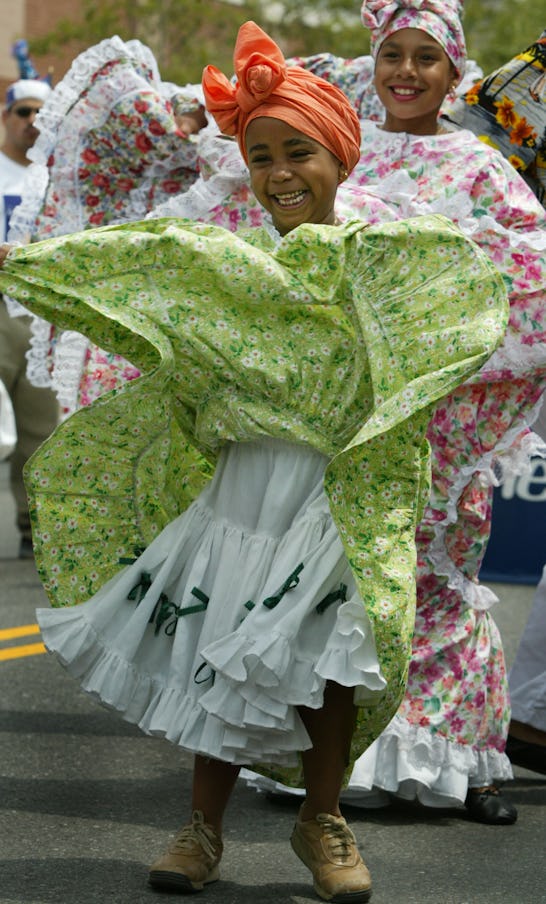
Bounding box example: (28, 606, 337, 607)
(0, 21, 508, 903)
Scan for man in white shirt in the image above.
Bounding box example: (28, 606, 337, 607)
(0, 78, 58, 558)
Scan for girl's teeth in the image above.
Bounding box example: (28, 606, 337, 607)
(275, 191, 306, 207)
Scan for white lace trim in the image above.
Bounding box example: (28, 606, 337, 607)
(25, 316, 53, 388)
(242, 711, 513, 808)
(146, 125, 249, 221)
(26, 323, 93, 410)
(50, 331, 90, 412)
(427, 415, 546, 613)
(4, 167, 49, 318)
(343, 714, 514, 807)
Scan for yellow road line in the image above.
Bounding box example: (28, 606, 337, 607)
(0, 623, 46, 660)
(0, 623, 41, 640)
(0, 641, 46, 661)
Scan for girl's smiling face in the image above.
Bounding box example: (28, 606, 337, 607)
(245, 117, 344, 235)
(374, 28, 456, 135)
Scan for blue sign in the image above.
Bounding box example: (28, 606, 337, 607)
(480, 457, 546, 584)
(3, 193, 21, 239)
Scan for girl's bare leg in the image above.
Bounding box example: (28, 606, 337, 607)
(298, 680, 357, 818)
(191, 755, 241, 833)
(291, 682, 372, 902)
(189, 681, 357, 829)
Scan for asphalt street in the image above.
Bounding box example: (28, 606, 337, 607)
(1, 460, 545, 904)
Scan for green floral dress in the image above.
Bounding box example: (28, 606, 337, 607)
(0, 214, 507, 785)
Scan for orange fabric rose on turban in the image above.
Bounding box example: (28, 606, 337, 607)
(202, 21, 361, 173)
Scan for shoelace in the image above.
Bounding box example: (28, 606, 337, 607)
(317, 816, 356, 862)
(170, 812, 220, 861)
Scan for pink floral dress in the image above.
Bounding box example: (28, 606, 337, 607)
(314, 120, 546, 805)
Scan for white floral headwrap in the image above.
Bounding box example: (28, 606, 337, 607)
(361, 0, 466, 83)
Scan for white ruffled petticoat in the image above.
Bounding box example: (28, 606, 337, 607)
(37, 438, 385, 767)
(241, 711, 513, 807)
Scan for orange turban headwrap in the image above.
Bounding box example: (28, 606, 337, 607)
(202, 21, 361, 173)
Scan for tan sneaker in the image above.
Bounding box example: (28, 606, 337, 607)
(148, 810, 223, 893)
(290, 812, 372, 902)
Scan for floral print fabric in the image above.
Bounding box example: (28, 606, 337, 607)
(0, 215, 507, 784)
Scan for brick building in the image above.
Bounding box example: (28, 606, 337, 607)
(0, 0, 86, 101)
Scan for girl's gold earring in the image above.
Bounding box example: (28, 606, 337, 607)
(339, 169, 348, 183)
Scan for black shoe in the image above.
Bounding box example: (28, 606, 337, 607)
(506, 735, 546, 775)
(464, 786, 517, 825)
(18, 537, 34, 559)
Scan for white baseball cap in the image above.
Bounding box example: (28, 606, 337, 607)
(5, 78, 51, 108)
